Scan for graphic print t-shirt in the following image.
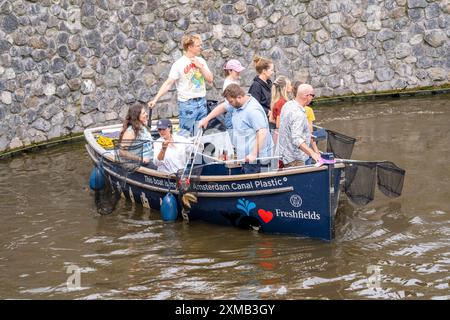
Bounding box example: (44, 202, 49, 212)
(168, 55, 210, 101)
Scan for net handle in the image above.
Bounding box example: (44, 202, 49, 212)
(182, 128, 204, 181)
(147, 105, 153, 127)
(316, 155, 405, 203)
(315, 156, 393, 166)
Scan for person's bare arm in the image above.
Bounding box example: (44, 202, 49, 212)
(148, 78, 176, 108)
(157, 140, 170, 161)
(198, 103, 228, 129)
(308, 120, 320, 153)
(191, 57, 213, 83)
(245, 128, 268, 163)
(118, 130, 147, 163)
(299, 142, 320, 162)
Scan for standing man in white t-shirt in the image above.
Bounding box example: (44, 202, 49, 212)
(148, 34, 213, 136)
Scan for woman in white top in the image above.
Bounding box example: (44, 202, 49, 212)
(223, 59, 244, 90)
(222, 59, 245, 129)
(153, 119, 193, 174)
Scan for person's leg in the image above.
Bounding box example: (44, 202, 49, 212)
(193, 98, 208, 136)
(284, 160, 305, 168)
(144, 161, 157, 170)
(242, 163, 261, 174)
(195, 98, 208, 121)
(189, 98, 208, 136)
(178, 100, 197, 136)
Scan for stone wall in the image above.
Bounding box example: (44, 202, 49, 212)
(0, 0, 449, 152)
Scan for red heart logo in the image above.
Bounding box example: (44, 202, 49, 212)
(258, 209, 273, 223)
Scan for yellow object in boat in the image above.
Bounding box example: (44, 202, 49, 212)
(96, 135, 115, 149)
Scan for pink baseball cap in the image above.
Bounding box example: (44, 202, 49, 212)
(224, 59, 245, 72)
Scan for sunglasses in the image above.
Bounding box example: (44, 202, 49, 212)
(307, 94, 315, 98)
(157, 128, 168, 131)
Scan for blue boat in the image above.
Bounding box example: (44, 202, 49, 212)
(84, 123, 403, 241)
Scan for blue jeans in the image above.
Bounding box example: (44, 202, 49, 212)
(178, 97, 207, 136)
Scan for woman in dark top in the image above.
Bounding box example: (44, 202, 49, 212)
(248, 56, 274, 128)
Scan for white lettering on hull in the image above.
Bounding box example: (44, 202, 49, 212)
(275, 209, 321, 220)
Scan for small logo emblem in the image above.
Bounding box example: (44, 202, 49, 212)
(290, 194, 302, 207)
(236, 198, 256, 216)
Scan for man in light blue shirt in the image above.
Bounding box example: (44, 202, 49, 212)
(199, 84, 273, 173)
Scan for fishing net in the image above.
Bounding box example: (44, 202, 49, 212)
(344, 162, 377, 206)
(377, 161, 405, 198)
(326, 129, 356, 159)
(342, 160, 405, 205)
(113, 139, 148, 193)
(114, 139, 146, 171)
(94, 175, 121, 215)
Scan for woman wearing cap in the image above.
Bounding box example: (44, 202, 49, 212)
(118, 103, 156, 168)
(153, 119, 193, 174)
(223, 59, 245, 91)
(222, 59, 245, 129)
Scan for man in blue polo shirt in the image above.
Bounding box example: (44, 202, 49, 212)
(199, 84, 273, 174)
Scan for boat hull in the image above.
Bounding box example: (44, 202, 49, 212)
(85, 125, 343, 241)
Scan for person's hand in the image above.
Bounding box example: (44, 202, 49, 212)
(311, 151, 321, 163)
(245, 153, 257, 163)
(268, 110, 275, 123)
(148, 99, 156, 109)
(198, 118, 209, 129)
(162, 140, 170, 150)
(190, 57, 203, 69)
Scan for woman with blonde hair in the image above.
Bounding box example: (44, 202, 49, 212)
(248, 56, 274, 127)
(269, 75, 292, 129)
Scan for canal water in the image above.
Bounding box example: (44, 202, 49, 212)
(0, 94, 449, 299)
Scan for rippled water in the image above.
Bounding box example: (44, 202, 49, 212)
(0, 94, 449, 299)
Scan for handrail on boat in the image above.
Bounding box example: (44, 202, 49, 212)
(84, 125, 344, 183)
(100, 162, 294, 197)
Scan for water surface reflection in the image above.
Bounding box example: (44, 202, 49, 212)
(0, 95, 449, 299)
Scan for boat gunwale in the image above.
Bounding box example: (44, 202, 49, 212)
(98, 161, 295, 197)
(84, 125, 344, 183)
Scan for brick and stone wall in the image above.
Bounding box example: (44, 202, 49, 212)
(0, 0, 449, 152)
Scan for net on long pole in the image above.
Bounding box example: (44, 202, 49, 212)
(326, 129, 356, 160)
